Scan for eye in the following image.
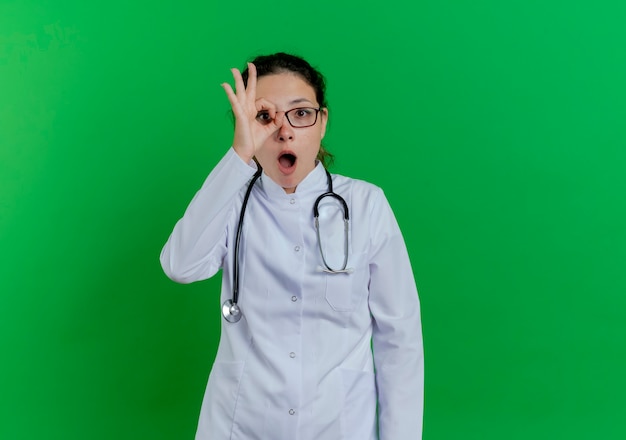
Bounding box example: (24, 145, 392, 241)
(256, 111, 272, 125)
(294, 108, 312, 119)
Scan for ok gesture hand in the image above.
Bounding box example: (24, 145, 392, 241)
(221, 63, 284, 163)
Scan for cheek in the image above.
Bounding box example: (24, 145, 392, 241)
(302, 137, 321, 157)
(254, 149, 274, 169)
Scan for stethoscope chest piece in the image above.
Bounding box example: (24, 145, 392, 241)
(222, 299, 242, 323)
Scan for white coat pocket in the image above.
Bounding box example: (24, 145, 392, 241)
(325, 251, 369, 312)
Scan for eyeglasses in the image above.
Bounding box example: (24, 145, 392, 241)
(256, 107, 322, 128)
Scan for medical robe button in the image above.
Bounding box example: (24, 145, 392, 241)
(294, 245, 300, 252)
(289, 352, 296, 358)
(289, 198, 296, 204)
(289, 409, 295, 415)
(291, 296, 297, 302)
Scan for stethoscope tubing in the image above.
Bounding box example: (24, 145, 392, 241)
(223, 168, 349, 323)
(232, 169, 263, 306)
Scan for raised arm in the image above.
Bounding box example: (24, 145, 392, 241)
(161, 64, 281, 283)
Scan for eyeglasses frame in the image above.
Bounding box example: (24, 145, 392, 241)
(258, 107, 324, 128)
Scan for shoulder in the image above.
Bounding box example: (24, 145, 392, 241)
(329, 173, 402, 251)
(331, 172, 383, 195)
(330, 172, 387, 207)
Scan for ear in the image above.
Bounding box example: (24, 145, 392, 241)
(320, 107, 329, 139)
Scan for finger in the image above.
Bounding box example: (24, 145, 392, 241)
(273, 111, 285, 129)
(231, 68, 246, 101)
(246, 63, 257, 102)
(222, 83, 244, 117)
(255, 98, 277, 121)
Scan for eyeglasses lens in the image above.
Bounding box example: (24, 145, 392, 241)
(286, 108, 319, 127)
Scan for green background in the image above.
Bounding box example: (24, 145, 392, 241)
(1, 0, 625, 438)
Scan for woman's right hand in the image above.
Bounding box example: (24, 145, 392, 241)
(221, 63, 284, 164)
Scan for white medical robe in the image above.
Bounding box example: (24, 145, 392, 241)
(161, 148, 424, 439)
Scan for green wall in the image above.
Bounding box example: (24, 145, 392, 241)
(1, 0, 625, 438)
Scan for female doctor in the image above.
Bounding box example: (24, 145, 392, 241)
(160, 53, 424, 440)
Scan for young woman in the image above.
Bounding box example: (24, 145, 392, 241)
(160, 53, 424, 440)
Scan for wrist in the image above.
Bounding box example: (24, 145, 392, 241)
(233, 145, 254, 164)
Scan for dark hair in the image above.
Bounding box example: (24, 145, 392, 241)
(241, 52, 334, 167)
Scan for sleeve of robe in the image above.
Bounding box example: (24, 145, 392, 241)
(367, 188, 424, 439)
(160, 148, 256, 283)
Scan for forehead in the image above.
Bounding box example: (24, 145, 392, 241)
(255, 73, 317, 106)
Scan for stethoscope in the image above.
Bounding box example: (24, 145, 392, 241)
(222, 167, 350, 323)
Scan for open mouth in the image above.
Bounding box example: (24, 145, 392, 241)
(278, 152, 297, 173)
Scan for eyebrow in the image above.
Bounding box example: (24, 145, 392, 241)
(289, 98, 315, 106)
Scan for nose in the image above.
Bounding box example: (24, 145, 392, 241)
(277, 113, 294, 141)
